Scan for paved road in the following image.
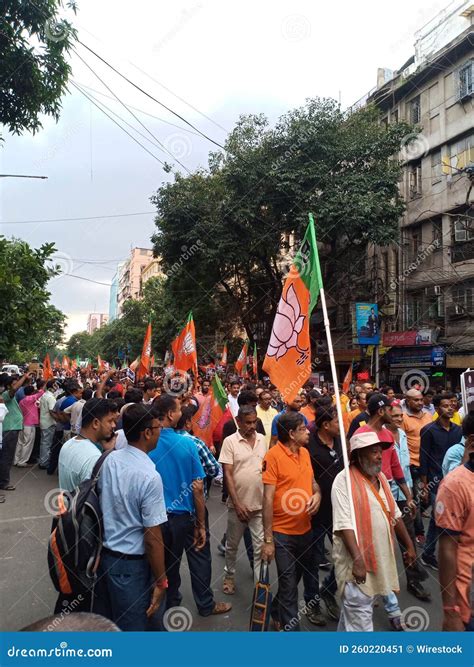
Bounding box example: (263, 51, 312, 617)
(0, 465, 442, 632)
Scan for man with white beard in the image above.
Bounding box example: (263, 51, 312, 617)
(331, 430, 416, 631)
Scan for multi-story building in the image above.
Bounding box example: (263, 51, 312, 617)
(87, 313, 109, 335)
(140, 257, 162, 294)
(109, 261, 126, 322)
(363, 0, 474, 388)
(116, 248, 154, 317)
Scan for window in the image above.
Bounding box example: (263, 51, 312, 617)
(452, 282, 474, 313)
(432, 218, 443, 247)
(431, 150, 442, 184)
(406, 293, 423, 328)
(428, 294, 444, 319)
(410, 95, 421, 124)
(454, 215, 474, 242)
(458, 60, 473, 100)
(412, 228, 421, 256)
(409, 160, 422, 198)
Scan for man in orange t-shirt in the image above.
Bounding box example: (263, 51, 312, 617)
(436, 451, 474, 631)
(343, 392, 367, 434)
(402, 389, 432, 544)
(261, 411, 322, 630)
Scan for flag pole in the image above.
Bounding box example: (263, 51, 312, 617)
(310, 213, 358, 542)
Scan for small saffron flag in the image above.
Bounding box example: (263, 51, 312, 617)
(234, 340, 248, 377)
(136, 323, 152, 380)
(192, 374, 229, 447)
(171, 312, 198, 377)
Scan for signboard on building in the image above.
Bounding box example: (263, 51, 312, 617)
(387, 345, 445, 368)
(382, 329, 434, 346)
(355, 303, 380, 345)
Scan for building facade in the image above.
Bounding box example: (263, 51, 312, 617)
(87, 313, 109, 335)
(364, 1, 474, 389)
(116, 248, 154, 317)
(140, 257, 162, 294)
(109, 261, 126, 322)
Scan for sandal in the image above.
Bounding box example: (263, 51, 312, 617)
(211, 601, 232, 614)
(0, 495, 5, 503)
(222, 577, 235, 595)
(1, 485, 15, 491)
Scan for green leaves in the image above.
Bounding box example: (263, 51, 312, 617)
(0, 0, 76, 135)
(149, 98, 412, 344)
(0, 237, 65, 359)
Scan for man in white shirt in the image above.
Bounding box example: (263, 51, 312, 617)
(39, 380, 57, 469)
(331, 430, 416, 631)
(227, 381, 240, 418)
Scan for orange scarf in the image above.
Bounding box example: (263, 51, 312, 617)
(349, 466, 397, 574)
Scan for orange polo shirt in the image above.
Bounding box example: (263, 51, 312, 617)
(402, 410, 432, 466)
(300, 404, 316, 423)
(343, 408, 360, 435)
(262, 442, 313, 535)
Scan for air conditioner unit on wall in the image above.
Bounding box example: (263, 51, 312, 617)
(434, 285, 441, 295)
(455, 304, 464, 315)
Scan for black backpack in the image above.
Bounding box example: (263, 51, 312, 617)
(48, 450, 112, 597)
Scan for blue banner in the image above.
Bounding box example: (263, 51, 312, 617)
(355, 303, 380, 345)
(0, 632, 472, 667)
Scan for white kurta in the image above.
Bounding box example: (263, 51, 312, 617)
(331, 468, 401, 598)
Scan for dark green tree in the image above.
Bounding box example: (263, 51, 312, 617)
(0, 237, 66, 359)
(151, 98, 413, 344)
(0, 0, 77, 136)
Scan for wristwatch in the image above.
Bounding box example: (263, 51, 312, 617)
(264, 537, 273, 544)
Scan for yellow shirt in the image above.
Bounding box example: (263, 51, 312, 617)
(433, 411, 462, 426)
(256, 405, 278, 447)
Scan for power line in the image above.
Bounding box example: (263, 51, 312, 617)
(58, 274, 112, 287)
(73, 81, 202, 137)
(73, 81, 172, 154)
(69, 81, 167, 167)
(77, 40, 227, 151)
(2, 211, 155, 224)
(72, 49, 191, 174)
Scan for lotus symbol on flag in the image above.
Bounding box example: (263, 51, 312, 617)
(183, 331, 195, 355)
(267, 284, 306, 360)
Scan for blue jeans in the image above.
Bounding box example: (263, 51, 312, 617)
(161, 510, 215, 616)
(100, 551, 161, 631)
(271, 530, 317, 631)
(423, 486, 440, 558)
(39, 425, 55, 467)
(382, 591, 401, 618)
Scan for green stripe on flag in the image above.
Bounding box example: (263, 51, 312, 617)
(212, 374, 228, 411)
(292, 213, 323, 312)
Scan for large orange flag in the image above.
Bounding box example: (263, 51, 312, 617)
(171, 312, 197, 376)
(136, 323, 152, 380)
(263, 214, 322, 404)
(43, 353, 53, 380)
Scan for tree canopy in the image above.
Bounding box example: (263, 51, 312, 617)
(0, 0, 76, 136)
(151, 98, 412, 344)
(0, 237, 66, 360)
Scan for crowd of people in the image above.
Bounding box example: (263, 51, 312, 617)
(0, 366, 472, 633)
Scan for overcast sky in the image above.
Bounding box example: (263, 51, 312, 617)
(0, 0, 448, 338)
